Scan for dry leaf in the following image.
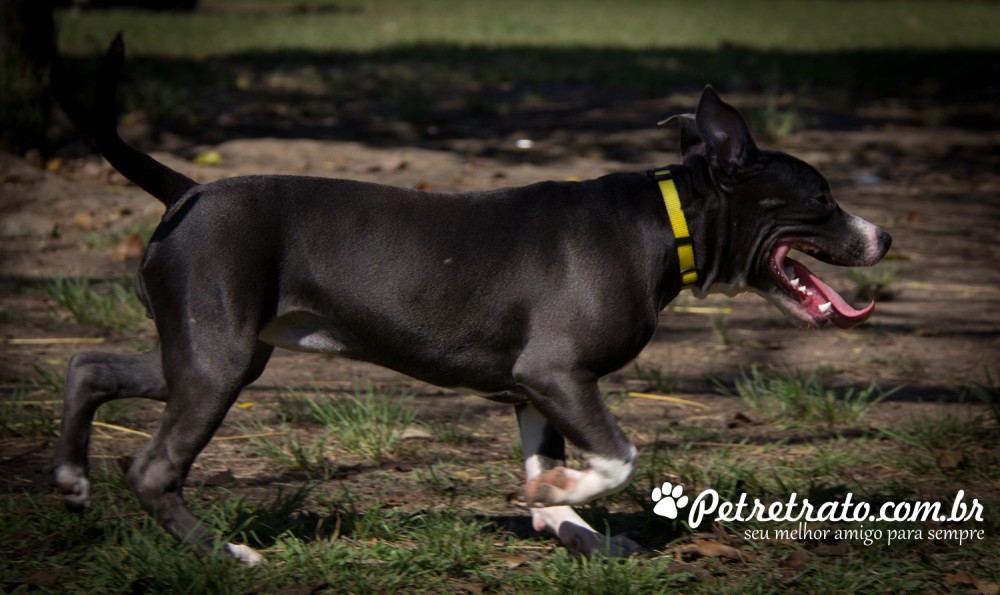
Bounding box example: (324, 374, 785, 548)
(203, 469, 236, 487)
(112, 233, 145, 260)
(21, 567, 65, 587)
(447, 581, 483, 595)
(728, 411, 758, 428)
(277, 581, 329, 595)
(193, 150, 223, 166)
(679, 540, 745, 562)
(502, 554, 530, 569)
(401, 426, 433, 440)
(72, 212, 96, 229)
(945, 571, 978, 587)
(814, 540, 850, 556)
(781, 548, 811, 571)
(945, 571, 999, 595)
(665, 562, 711, 581)
(931, 448, 964, 470)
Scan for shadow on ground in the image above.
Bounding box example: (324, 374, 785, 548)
(55, 43, 1000, 163)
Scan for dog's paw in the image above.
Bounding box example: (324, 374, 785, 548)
(225, 543, 265, 566)
(651, 482, 688, 519)
(522, 467, 581, 506)
(53, 465, 91, 512)
(561, 526, 644, 557)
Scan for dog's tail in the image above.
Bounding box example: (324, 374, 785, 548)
(95, 34, 196, 208)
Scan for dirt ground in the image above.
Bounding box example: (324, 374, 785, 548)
(1, 98, 998, 551)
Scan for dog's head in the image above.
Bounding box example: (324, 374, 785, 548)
(664, 86, 891, 329)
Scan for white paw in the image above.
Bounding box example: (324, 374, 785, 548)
(225, 543, 265, 566)
(54, 465, 91, 511)
(651, 482, 688, 519)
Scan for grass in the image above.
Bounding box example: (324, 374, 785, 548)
(55, 0, 1000, 58)
(307, 383, 417, 462)
(633, 361, 678, 394)
(0, 381, 57, 437)
(245, 383, 418, 466)
(240, 420, 335, 477)
(46, 0, 1000, 147)
(880, 392, 1000, 483)
(5, 2, 998, 590)
(83, 218, 158, 251)
(847, 262, 903, 302)
(0, 364, 71, 437)
(711, 312, 731, 346)
(45, 277, 148, 334)
(718, 364, 897, 426)
(2, 387, 997, 592)
(745, 88, 802, 143)
(962, 368, 1000, 425)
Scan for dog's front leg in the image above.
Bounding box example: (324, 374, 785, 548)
(516, 403, 642, 556)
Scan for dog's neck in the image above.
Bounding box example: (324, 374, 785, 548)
(656, 162, 732, 298)
(649, 167, 699, 291)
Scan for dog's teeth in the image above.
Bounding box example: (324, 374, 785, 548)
(819, 302, 832, 314)
(798, 285, 808, 294)
(790, 278, 800, 287)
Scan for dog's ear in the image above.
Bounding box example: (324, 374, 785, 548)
(658, 113, 703, 160)
(695, 85, 757, 178)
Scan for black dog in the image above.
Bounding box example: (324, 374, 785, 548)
(54, 36, 890, 563)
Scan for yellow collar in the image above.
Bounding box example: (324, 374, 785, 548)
(650, 168, 699, 289)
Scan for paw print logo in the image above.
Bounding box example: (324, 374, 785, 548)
(651, 482, 689, 519)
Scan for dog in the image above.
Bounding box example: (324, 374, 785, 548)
(53, 35, 891, 564)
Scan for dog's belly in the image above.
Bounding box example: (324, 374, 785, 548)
(259, 311, 527, 403)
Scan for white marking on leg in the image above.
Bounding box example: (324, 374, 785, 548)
(530, 448, 638, 506)
(225, 543, 265, 566)
(54, 464, 91, 508)
(580, 447, 638, 498)
(524, 453, 552, 480)
(517, 404, 643, 556)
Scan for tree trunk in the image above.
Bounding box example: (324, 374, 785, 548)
(1, 0, 56, 153)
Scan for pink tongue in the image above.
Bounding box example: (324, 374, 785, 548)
(790, 258, 876, 329)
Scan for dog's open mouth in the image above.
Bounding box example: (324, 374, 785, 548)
(768, 241, 875, 329)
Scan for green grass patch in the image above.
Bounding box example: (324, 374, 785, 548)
(718, 365, 897, 426)
(632, 361, 678, 394)
(84, 218, 157, 251)
(848, 262, 903, 302)
(50, 0, 1000, 141)
(3, 395, 997, 592)
(307, 383, 417, 462)
(45, 277, 148, 334)
(239, 420, 336, 478)
(56, 0, 1000, 58)
(0, 381, 57, 437)
(960, 368, 1000, 425)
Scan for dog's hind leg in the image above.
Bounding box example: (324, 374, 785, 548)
(516, 403, 642, 556)
(53, 348, 168, 511)
(125, 335, 273, 565)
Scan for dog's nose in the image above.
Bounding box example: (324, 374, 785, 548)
(876, 227, 892, 258)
